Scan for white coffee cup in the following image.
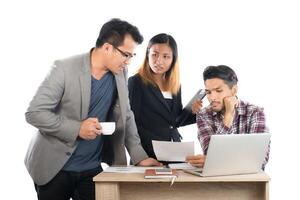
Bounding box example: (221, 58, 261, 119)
(100, 122, 116, 135)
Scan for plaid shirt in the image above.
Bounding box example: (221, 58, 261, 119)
(197, 100, 270, 166)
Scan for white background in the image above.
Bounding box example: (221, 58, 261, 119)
(1, 0, 299, 199)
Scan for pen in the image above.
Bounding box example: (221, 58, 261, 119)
(170, 176, 176, 187)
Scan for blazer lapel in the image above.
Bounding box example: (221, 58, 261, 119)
(114, 73, 126, 126)
(149, 85, 171, 112)
(79, 53, 92, 120)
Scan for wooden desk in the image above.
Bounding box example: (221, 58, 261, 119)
(93, 171, 270, 200)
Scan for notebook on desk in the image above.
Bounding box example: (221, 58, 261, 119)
(184, 133, 271, 177)
(144, 169, 178, 179)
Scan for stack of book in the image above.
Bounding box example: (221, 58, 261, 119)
(144, 168, 178, 179)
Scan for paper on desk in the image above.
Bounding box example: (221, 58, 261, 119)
(168, 163, 198, 170)
(104, 165, 164, 173)
(152, 140, 194, 162)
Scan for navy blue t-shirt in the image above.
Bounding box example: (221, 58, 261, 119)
(63, 72, 116, 171)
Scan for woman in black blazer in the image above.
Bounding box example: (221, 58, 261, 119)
(128, 33, 202, 159)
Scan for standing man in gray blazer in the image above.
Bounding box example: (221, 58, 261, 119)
(25, 18, 161, 200)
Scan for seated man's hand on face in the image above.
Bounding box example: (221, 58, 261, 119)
(223, 96, 238, 115)
(137, 158, 162, 166)
(186, 154, 206, 168)
(223, 96, 238, 128)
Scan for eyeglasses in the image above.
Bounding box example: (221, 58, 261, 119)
(113, 46, 136, 60)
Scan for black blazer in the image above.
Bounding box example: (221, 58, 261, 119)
(128, 74, 195, 159)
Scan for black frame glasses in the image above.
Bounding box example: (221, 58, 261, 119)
(113, 46, 136, 60)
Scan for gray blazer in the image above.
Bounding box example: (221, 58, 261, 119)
(25, 51, 148, 185)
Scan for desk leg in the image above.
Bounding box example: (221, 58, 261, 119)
(95, 182, 120, 200)
(264, 182, 269, 200)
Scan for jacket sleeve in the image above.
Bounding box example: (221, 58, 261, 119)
(175, 87, 196, 127)
(128, 76, 168, 157)
(124, 73, 148, 164)
(25, 62, 80, 144)
(128, 76, 142, 126)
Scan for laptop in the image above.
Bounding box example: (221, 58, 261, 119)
(183, 133, 271, 177)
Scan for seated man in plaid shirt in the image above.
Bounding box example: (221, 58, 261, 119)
(186, 65, 270, 169)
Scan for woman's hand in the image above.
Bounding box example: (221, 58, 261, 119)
(191, 99, 203, 114)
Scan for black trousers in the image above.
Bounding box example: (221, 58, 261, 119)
(34, 167, 102, 200)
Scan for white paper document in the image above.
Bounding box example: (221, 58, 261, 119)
(168, 163, 198, 170)
(104, 165, 164, 173)
(152, 140, 194, 162)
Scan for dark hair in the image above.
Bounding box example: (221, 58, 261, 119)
(95, 18, 143, 48)
(138, 33, 180, 94)
(146, 33, 178, 73)
(203, 65, 238, 88)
